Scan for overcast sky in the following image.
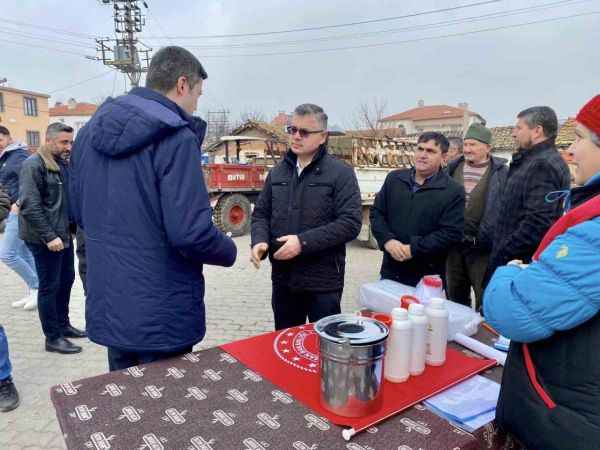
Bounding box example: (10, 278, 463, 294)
(2, 0, 598, 128)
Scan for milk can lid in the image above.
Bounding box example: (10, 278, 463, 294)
(314, 314, 389, 345)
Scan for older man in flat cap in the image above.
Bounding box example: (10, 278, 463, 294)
(446, 123, 508, 309)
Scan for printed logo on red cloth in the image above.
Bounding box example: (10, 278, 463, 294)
(273, 326, 319, 373)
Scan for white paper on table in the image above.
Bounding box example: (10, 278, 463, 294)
(424, 375, 500, 422)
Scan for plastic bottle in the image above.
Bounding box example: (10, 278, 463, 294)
(384, 307, 412, 383)
(408, 303, 428, 376)
(415, 275, 444, 304)
(425, 298, 449, 366)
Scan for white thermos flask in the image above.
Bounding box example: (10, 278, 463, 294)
(425, 297, 449, 366)
(408, 303, 428, 375)
(384, 307, 412, 383)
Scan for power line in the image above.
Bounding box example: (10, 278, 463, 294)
(176, 0, 584, 50)
(143, 0, 174, 45)
(142, 0, 502, 39)
(193, 10, 599, 58)
(0, 18, 96, 39)
(48, 71, 115, 94)
(0, 38, 91, 57)
(0, 28, 96, 50)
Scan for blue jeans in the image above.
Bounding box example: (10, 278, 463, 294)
(0, 326, 12, 381)
(0, 213, 38, 290)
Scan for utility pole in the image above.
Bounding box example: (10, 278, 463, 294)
(204, 110, 231, 150)
(95, 0, 151, 89)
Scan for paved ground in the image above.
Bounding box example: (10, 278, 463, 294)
(0, 235, 381, 449)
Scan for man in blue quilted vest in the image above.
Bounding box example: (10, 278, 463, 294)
(484, 95, 600, 450)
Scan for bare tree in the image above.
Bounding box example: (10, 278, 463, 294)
(237, 107, 267, 126)
(349, 98, 389, 138)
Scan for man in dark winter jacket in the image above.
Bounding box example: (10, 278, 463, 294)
(485, 106, 570, 284)
(484, 95, 600, 450)
(70, 46, 237, 371)
(20, 123, 86, 355)
(446, 123, 507, 308)
(370, 132, 465, 287)
(0, 126, 39, 310)
(251, 104, 361, 330)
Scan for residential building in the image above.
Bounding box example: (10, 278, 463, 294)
(379, 100, 485, 135)
(0, 85, 50, 151)
(490, 126, 516, 162)
(205, 120, 289, 164)
(49, 98, 98, 137)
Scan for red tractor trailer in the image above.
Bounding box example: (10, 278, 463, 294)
(203, 136, 276, 236)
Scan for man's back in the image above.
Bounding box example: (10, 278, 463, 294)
(70, 87, 236, 353)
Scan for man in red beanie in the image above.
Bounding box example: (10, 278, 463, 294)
(484, 94, 600, 449)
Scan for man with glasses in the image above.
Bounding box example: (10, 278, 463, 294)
(370, 132, 465, 287)
(251, 103, 361, 330)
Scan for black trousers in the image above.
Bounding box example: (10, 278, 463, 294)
(107, 346, 194, 372)
(446, 246, 489, 310)
(271, 284, 342, 330)
(27, 241, 75, 341)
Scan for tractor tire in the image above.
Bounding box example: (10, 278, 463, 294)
(214, 194, 252, 237)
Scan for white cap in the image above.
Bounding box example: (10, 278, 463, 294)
(391, 307, 408, 321)
(429, 298, 446, 309)
(408, 303, 425, 315)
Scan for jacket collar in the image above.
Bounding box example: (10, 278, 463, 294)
(512, 138, 556, 164)
(447, 155, 505, 176)
(570, 171, 600, 208)
(397, 167, 449, 190)
(284, 144, 327, 172)
(128, 87, 207, 143)
(0, 142, 27, 159)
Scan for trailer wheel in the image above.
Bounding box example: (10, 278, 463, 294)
(214, 194, 252, 237)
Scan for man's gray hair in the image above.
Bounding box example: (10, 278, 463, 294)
(146, 46, 207, 94)
(448, 137, 463, 152)
(46, 122, 73, 139)
(517, 106, 558, 139)
(294, 103, 328, 130)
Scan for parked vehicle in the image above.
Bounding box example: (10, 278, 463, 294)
(204, 134, 415, 244)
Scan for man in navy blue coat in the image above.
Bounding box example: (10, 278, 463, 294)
(70, 46, 237, 371)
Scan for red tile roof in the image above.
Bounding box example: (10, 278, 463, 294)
(49, 102, 97, 117)
(271, 112, 290, 126)
(381, 105, 480, 122)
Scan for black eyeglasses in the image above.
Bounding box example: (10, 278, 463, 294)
(285, 125, 325, 138)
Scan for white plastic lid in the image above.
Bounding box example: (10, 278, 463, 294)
(429, 297, 446, 309)
(408, 303, 425, 315)
(392, 307, 408, 321)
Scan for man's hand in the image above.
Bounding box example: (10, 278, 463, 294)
(47, 237, 64, 252)
(399, 243, 412, 261)
(384, 239, 412, 262)
(10, 203, 19, 215)
(250, 242, 269, 269)
(273, 235, 302, 261)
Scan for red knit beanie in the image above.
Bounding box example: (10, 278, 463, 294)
(576, 95, 600, 137)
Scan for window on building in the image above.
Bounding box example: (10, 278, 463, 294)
(26, 130, 40, 147)
(23, 97, 38, 116)
(0, 93, 4, 113)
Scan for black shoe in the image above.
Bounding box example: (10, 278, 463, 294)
(0, 378, 20, 412)
(46, 337, 82, 354)
(62, 325, 87, 339)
